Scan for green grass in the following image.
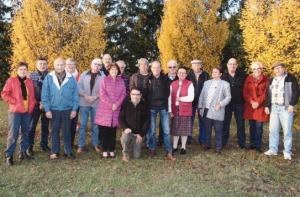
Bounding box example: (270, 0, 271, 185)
(0, 100, 299, 196)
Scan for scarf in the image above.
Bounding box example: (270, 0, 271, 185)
(55, 70, 66, 86)
(17, 75, 27, 100)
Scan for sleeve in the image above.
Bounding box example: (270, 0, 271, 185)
(41, 75, 51, 112)
(77, 73, 85, 96)
(198, 82, 206, 109)
(72, 78, 79, 112)
(1, 78, 17, 105)
(115, 81, 126, 108)
(289, 75, 300, 106)
(242, 77, 254, 104)
(255, 76, 269, 106)
(118, 102, 129, 130)
(219, 82, 232, 107)
(180, 83, 195, 102)
(129, 74, 137, 91)
(140, 103, 150, 137)
(99, 79, 114, 109)
(168, 85, 172, 113)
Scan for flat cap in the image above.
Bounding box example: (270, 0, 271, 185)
(272, 62, 285, 69)
(191, 59, 202, 64)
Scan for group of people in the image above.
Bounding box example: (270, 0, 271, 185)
(1, 55, 299, 166)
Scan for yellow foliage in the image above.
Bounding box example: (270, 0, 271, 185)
(10, 0, 106, 74)
(240, 0, 300, 75)
(157, 0, 228, 73)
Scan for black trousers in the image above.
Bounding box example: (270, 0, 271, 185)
(99, 126, 117, 152)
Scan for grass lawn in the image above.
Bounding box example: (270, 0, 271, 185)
(0, 100, 299, 196)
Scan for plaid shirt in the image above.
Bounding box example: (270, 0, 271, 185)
(271, 74, 286, 105)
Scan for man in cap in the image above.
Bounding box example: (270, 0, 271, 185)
(186, 59, 210, 144)
(264, 62, 299, 160)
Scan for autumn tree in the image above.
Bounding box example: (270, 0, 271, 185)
(157, 0, 229, 72)
(240, 0, 300, 75)
(10, 0, 106, 73)
(100, 0, 163, 74)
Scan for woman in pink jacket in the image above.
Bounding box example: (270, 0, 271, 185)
(95, 63, 126, 158)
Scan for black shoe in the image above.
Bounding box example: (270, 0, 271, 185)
(26, 147, 34, 156)
(157, 141, 163, 146)
(20, 151, 34, 161)
(239, 144, 246, 149)
(256, 147, 263, 153)
(249, 145, 256, 150)
(64, 153, 76, 160)
(172, 147, 178, 153)
(180, 148, 186, 155)
(41, 145, 51, 152)
(5, 156, 14, 166)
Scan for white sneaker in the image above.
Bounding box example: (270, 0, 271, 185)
(264, 149, 277, 156)
(283, 153, 292, 160)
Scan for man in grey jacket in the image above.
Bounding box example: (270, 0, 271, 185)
(77, 59, 106, 153)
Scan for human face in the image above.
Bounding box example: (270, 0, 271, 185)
(273, 66, 285, 77)
(130, 89, 142, 105)
(227, 58, 238, 73)
(191, 63, 202, 73)
(17, 66, 28, 78)
(151, 62, 161, 77)
(177, 68, 187, 81)
(103, 54, 112, 69)
(109, 66, 118, 78)
(118, 62, 126, 74)
(167, 62, 177, 75)
(36, 60, 48, 72)
(212, 68, 222, 80)
(139, 61, 148, 74)
(54, 59, 66, 73)
(91, 60, 102, 73)
(66, 61, 76, 74)
(252, 64, 263, 78)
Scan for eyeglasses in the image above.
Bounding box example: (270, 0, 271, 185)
(168, 66, 176, 69)
(252, 68, 262, 71)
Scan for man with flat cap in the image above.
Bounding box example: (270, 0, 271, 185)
(264, 62, 299, 160)
(186, 59, 210, 144)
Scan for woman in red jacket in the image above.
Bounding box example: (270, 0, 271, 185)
(1, 62, 37, 166)
(243, 62, 269, 153)
(168, 67, 194, 155)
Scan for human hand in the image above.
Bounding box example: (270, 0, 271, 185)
(70, 111, 77, 119)
(136, 134, 142, 144)
(264, 107, 270, 114)
(46, 111, 52, 119)
(124, 128, 132, 134)
(112, 104, 117, 111)
(288, 105, 294, 113)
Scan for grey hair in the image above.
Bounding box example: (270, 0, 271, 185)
(251, 62, 263, 69)
(138, 58, 149, 66)
(116, 60, 126, 67)
(167, 60, 178, 67)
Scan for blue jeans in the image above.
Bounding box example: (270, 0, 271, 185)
(78, 106, 99, 147)
(158, 120, 164, 143)
(203, 109, 223, 150)
(5, 112, 32, 156)
(189, 106, 205, 143)
(148, 109, 172, 153)
(28, 106, 50, 148)
(249, 120, 263, 148)
(222, 103, 246, 145)
(70, 108, 79, 147)
(50, 109, 72, 154)
(268, 105, 294, 155)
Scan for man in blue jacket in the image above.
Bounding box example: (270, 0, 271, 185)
(42, 58, 79, 159)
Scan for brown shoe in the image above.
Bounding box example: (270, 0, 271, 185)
(123, 155, 129, 162)
(94, 146, 100, 152)
(148, 150, 157, 158)
(77, 147, 84, 153)
(166, 152, 176, 161)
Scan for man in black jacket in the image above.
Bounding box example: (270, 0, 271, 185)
(222, 58, 247, 149)
(186, 60, 210, 144)
(119, 88, 150, 162)
(157, 60, 179, 146)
